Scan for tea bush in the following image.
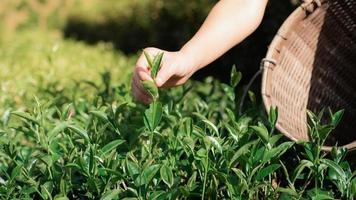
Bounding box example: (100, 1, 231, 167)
(0, 54, 355, 199)
(0, 30, 135, 110)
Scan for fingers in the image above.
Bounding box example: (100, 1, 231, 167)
(155, 62, 176, 87)
(160, 76, 190, 88)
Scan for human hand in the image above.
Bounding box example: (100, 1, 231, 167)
(131, 47, 197, 104)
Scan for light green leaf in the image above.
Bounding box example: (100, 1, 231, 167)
(205, 136, 222, 153)
(11, 111, 39, 125)
(144, 101, 163, 132)
(151, 52, 164, 78)
(221, 83, 235, 101)
(141, 80, 159, 100)
(100, 189, 121, 200)
(143, 50, 153, 68)
(68, 125, 90, 143)
(230, 65, 242, 88)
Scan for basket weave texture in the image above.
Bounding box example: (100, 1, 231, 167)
(262, 0, 356, 150)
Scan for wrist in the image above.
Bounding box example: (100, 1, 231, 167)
(178, 45, 203, 73)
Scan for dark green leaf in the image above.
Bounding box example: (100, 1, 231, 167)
(256, 164, 280, 181)
(100, 140, 126, 156)
(251, 122, 269, 144)
(160, 164, 174, 188)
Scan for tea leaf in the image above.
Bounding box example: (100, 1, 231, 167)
(151, 52, 164, 78)
(251, 122, 269, 144)
(144, 101, 163, 132)
(263, 142, 294, 163)
(143, 50, 153, 68)
(229, 140, 257, 167)
(11, 111, 39, 125)
(141, 80, 159, 100)
(221, 83, 235, 101)
(100, 139, 126, 156)
(330, 109, 344, 127)
(100, 189, 121, 200)
(268, 106, 278, 127)
(160, 164, 174, 188)
(230, 65, 242, 88)
(256, 164, 280, 181)
(140, 164, 161, 186)
(68, 125, 90, 143)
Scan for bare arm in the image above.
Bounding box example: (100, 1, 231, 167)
(132, 0, 268, 103)
(180, 0, 268, 71)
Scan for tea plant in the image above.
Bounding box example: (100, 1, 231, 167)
(0, 52, 355, 199)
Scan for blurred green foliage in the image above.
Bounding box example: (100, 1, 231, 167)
(0, 30, 135, 111)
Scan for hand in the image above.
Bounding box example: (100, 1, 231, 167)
(131, 47, 197, 104)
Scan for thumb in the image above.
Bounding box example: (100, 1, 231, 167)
(155, 64, 175, 87)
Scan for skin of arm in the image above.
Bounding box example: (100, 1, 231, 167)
(132, 0, 268, 103)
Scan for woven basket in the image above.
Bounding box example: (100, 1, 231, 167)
(261, 0, 356, 151)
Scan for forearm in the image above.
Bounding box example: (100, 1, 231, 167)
(180, 0, 268, 71)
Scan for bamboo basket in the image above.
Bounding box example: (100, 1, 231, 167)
(261, 0, 356, 151)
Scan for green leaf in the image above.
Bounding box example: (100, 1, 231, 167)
(160, 164, 174, 188)
(225, 123, 238, 142)
(251, 122, 269, 144)
(187, 171, 197, 190)
(126, 160, 140, 178)
(143, 101, 163, 132)
(54, 195, 69, 200)
(68, 125, 90, 143)
(256, 164, 280, 181)
(231, 168, 248, 189)
(268, 106, 278, 127)
(306, 188, 334, 200)
(205, 136, 222, 153)
(263, 142, 294, 163)
(229, 140, 257, 167)
(321, 159, 346, 183)
(151, 52, 164, 78)
(48, 122, 68, 141)
(221, 83, 235, 101)
(11, 164, 23, 180)
(140, 164, 161, 186)
(100, 189, 120, 200)
(143, 50, 153, 68)
(330, 109, 344, 127)
(292, 160, 313, 183)
(230, 65, 242, 88)
(90, 110, 109, 122)
(141, 80, 159, 100)
(100, 140, 126, 156)
(11, 111, 39, 125)
(248, 90, 256, 104)
(203, 119, 219, 135)
(276, 187, 299, 198)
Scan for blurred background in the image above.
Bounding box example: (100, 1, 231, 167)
(0, 0, 299, 108)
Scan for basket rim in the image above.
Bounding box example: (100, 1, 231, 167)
(261, 1, 356, 151)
